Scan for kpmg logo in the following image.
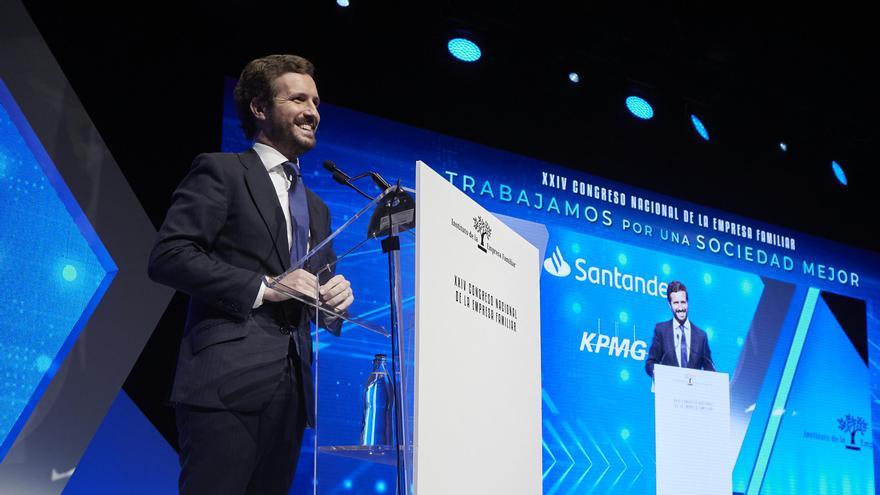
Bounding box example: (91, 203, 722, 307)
(473, 216, 492, 252)
(543, 246, 571, 277)
(580, 330, 648, 361)
(837, 414, 868, 451)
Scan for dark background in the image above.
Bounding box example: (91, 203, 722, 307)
(19, 0, 879, 447)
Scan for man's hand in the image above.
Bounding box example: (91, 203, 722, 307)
(264, 269, 318, 303)
(320, 274, 354, 313)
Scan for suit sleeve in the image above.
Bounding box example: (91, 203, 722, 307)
(313, 199, 344, 336)
(148, 154, 262, 320)
(645, 324, 663, 377)
(701, 332, 715, 372)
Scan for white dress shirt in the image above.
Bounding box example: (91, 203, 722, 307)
(251, 142, 302, 308)
(673, 319, 692, 367)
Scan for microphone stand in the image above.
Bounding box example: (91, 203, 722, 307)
(324, 161, 414, 494)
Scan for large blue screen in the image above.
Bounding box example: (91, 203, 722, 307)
(0, 79, 116, 461)
(215, 81, 880, 494)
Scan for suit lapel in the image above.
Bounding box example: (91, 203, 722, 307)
(666, 322, 678, 366)
(239, 149, 289, 271)
(688, 326, 699, 368)
(304, 187, 326, 272)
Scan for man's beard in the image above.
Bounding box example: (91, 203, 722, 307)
(268, 124, 316, 157)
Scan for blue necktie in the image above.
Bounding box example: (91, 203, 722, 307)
(679, 324, 689, 368)
(283, 161, 310, 268)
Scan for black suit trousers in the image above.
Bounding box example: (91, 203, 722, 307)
(175, 357, 306, 495)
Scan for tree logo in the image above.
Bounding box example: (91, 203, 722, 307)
(473, 216, 492, 252)
(837, 414, 867, 451)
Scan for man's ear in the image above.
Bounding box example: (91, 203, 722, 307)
(250, 98, 268, 122)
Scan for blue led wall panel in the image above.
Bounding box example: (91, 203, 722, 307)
(53, 79, 874, 492)
(62, 391, 178, 494)
(0, 79, 116, 460)
(538, 229, 763, 493)
(756, 294, 873, 494)
(215, 84, 880, 493)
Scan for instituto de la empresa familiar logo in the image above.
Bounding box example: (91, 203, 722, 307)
(474, 215, 492, 252)
(838, 414, 868, 451)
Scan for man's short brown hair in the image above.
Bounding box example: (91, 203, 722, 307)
(233, 54, 315, 139)
(666, 280, 688, 302)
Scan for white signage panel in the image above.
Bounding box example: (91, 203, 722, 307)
(654, 365, 731, 495)
(414, 161, 542, 495)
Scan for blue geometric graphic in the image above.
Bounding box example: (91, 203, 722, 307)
(0, 79, 116, 460)
(745, 288, 819, 494)
(63, 390, 178, 494)
(755, 292, 874, 494)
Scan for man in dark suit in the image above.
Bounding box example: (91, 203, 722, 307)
(645, 280, 714, 378)
(148, 54, 353, 495)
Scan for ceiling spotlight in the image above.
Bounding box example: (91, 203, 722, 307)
(568, 72, 580, 84)
(625, 96, 654, 120)
(779, 142, 788, 152)
(447, 38, 481, 62)
(690, 114, 710, 141)
(336, 0, 349, 6)
(831, 160, 848, 186)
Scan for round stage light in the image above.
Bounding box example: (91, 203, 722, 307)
(336, 0, 349, 6)
(779, 142, 788, 152)
(690, 114, 710, 141)
(62, 264, 77, 282)
(447, 38, 481, 62)
(831, 160, 848, 186)
(568, 72, 580, 84)
(625, 96, 654, 120)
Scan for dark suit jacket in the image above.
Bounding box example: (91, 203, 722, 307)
(645, 320, 715, 377)
(148, 149, 337, 425)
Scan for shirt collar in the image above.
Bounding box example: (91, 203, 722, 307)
(675, 319, 691, 332)
(252, 142, 298, 172)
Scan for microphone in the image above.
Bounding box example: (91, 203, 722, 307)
(368, 172, 391, 191)
(705, 354, 717, 372)
(350, 170, 392, 191)
(649, 349, 667, 378)
(323, 160, 415, 237)
(325, 160, 392, 191)
(323, 160, 373, 200)
(323, 160, 351, 181)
